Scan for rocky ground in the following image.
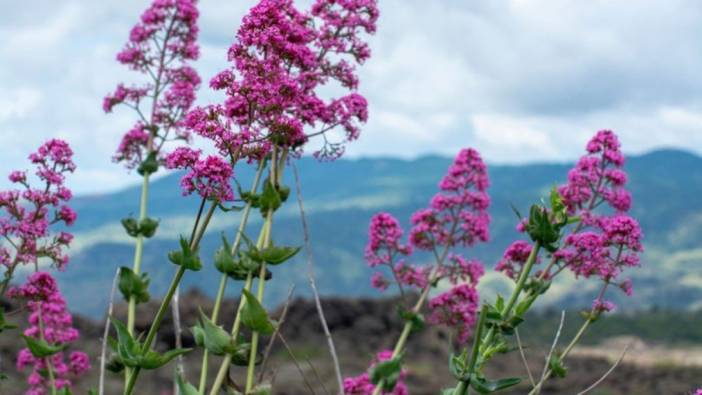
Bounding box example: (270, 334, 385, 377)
(1, 290, 701, 394)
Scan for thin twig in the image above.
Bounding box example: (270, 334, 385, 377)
(292, 163, 344, 394)
(99, 268, 120, 395)
(539, 311, 566, 384)
(259, 286, 296, 382)
(278, 333, 317, 395)
(172, 284, 184, 395)
(515, 328, 536, 387)
(576, 343, 631, 395)
(305, 357, 330, 395)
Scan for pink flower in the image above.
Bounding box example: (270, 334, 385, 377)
(166, 150, 235, 202)
(187, 0, 378, 162)
(410, 148, 490, 251)
(592, 299, 616, 314)
(495, 241, 536, 280)
(0, 140, 76, 270)
(428, 283, 481, 344)
(365, 213, 412, 268)
(11, 272, 89, 393)
(106, 0, 201, 170)
(343, 350, 407, 395)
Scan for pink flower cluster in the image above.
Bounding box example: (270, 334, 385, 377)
(165, 147, 235, 202)
(495, 240, 537, 280)
(0, 140, 76, 271)
(365, 149, 489, 342)
(104, 0, 201, 169)
(343, 350, 408, 395)
(409, 148, 490, 251)
(553, 131, 643, 305)
(558, 130, 631, 214)
(11, 272, 90, 394)
(496, 131, 643, 313)
(184, 0, 377, 164)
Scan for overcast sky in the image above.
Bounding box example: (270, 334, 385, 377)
(2, 0, 702, 194)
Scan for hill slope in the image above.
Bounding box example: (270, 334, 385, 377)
(52, 149, 702, 316)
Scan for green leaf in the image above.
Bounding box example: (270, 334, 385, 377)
(176, 374, 199, 395)
(110, 318, 141, 367)
(369, 355, 402, 392)
(214, 235, 237, 274)
(495, 294, 505, 313)
(241, 289, 276, 335)
(139, 217, 159, 238)
(21, 335, 66, 358)
(196, 309, 238, 356)
(0, 308, 17, 333)
(139, 348, 191, 370)
(259, 244, 301, 265)
(137, 151, 159, 176)
(56, 386, 73, 395)
(549, 355, 568, 378)
(398, 308, 425, 333)
(470, 376, 522, 394)
(259, 181, 282, 215)
(118, 266, 150, 304)
(277, 185, 291, 202)
(121, 217, 140, 237)
(448, 352, 469, 381)
(168, 236, 202, 271)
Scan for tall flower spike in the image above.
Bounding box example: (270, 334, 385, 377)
(185, 0, 378, 162)
(0, 139, 76, 273)
(105, 0, 201, 170)
(410, 148, 490, 251)
(11, 272, 90, 393)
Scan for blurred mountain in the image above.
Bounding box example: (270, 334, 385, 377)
(53, 149, 702, 316)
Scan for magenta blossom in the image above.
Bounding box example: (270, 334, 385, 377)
(11, 272, 90, 393)
(105, 0, 201, 170)
(343, 350, 408, 395)
(409, 148, 490, 251)
(185, 0, 378, 162)
(165, 147, 235, 202)
(0, 140, 76, 273)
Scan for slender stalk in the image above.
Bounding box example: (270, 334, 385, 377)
(128, 170, 151, 333)
(124, 201, 217, 395)
(208, 213, 272, 395)
(293, 163, 344, 392)
(453, 241, 542, 395)
(197, 160, 266, 394)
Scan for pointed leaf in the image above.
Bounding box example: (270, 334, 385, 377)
(260, 244, 301, 265)
(241, 289, 275, 335)
(21, 336, 66, 358)
(176, 373, 199, 395)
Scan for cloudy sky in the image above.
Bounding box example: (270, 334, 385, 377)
(2, 0, 702, 194)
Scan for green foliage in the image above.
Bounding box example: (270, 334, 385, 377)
(192, 309, 240, 356)
(120, 217, 159, 238)
(176, 374, 199, 395)
(137, 151, 159, 176)
(549, 355, 568, 379)
(110, 318, 190, 370)
(369, 355, 403, 392)
(168, 236, 202, 271)
(118, 267, 150, 304)
(241, 289, 276, 335)
(470, 375, 522, 394)
(21, 335, 66, 358)
(0, 308, 17, 333)
(398, 308, 425, 333)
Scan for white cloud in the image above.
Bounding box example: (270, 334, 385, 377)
(0, 0, 701, 194)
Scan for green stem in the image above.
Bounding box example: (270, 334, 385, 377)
(453, 241, 542, 395)
(125, 173, 150, 383)
(124, 201, 217, 395)
(197, 161, 266, 394)
(208, 215, 272, 395)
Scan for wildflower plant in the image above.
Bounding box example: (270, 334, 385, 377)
(102, 1, 379, 395)
(0, 140, 88, 394)
(444, 130, 644, 395)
